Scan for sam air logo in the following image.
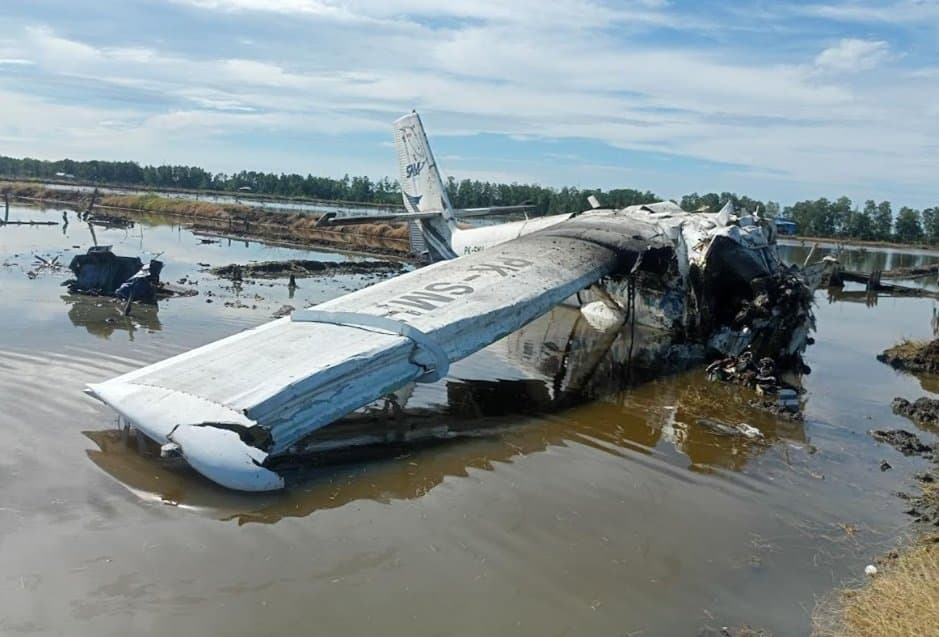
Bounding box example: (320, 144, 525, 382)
(405, 161, 425, 178)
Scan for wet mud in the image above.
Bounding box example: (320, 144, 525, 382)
(878, 338, 939, 374)
(870, 429, 935, 458)
(210, 258, 404, 280)
(4, 180, 413, 256)
(891, 396, 939, 429)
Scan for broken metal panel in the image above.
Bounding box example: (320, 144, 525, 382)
(451, 213, 573, 257)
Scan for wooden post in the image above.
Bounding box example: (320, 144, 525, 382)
(84, 188, 98, 220)
(3, 190, 9, 225)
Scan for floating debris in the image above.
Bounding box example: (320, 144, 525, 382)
(272, 304, 295, 318)
(65, 246, 194, 303)
(695, 418, 764, 439)
(706, 352, 804, 418)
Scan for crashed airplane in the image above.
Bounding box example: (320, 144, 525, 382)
(86, 112, 827, 492)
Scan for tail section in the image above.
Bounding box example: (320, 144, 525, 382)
(394, 111, 456, 261)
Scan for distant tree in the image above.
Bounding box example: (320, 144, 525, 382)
(844, 206, 875, 240)
(922, 207, 939, 244)
(831, 196, 853, 236)
(894, 207, 924, 243)
(872, 200, 893, 240)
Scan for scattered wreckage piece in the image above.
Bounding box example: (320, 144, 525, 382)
(694, 418, 764, 440)
(85, 212, 134, 229)
(830, 263, 939, 284)
(0, 219, 60, 226)
(706, 352, 804, 419)
(26, 254, 64, 279)
(65, 246, 194, 303)
(829, 266, 939, 298)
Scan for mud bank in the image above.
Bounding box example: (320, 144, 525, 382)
(210, 259, 405, 279)
(817, 426, 939, 636)
(890, 397, 939, 429)
(2, 181, 412, 257)
(877, 338, 939, 374)
(816, 346, 939, 637)
(870, 428, 935, 458)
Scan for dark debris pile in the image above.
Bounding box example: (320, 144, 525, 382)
(210, 259, 404, 280)
(706, 351, 803, 419)
(892, 396, 939, 429)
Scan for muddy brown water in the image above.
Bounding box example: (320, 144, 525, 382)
(2, 206, 938, 636)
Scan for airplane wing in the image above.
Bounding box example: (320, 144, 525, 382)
(87, 212, 672, 491)
(314, 205, 535, 227)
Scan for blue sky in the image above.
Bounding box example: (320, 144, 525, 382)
(0, 0, 936, 208)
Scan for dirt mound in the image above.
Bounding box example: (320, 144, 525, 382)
(869, 428, 935, 458)
(878, 339, 939, 374)
(210, 259, 404, 279)
(891, 396, 939, 429)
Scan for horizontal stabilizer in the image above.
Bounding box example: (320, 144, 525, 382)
(315, 204, 535, 227)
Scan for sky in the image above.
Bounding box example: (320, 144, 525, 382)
(0, 0, 936, 208)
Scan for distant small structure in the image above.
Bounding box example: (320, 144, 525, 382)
(775, 220, 798, 235)
(54, 171, 76, 180)
(237, 186, 253, 192)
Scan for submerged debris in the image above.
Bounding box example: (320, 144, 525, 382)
(65, 246, 194, 303)
(891, 396, 939, 429)
(878, 339, 939, 375)
(271, 304, 295, 318)
(694, 418, 764, 439)
(869, 429, 934, 458)
(705, 352, 804, 419)
(26, 254, 64, 279)
(210, 259, 404, 280)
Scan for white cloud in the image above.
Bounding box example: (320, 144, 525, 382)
(175, 0, 354, 18)
(0, 1, 936, 207)
(814, 38, 889, 72)
(805, 1, 939, 24)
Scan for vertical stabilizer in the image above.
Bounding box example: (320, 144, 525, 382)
(394, 111, 456, 260)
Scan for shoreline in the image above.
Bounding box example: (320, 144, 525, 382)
(0, 175, 404, 211)
(784, 235, 939, 254)
(814, 338, 939, 637)
(3, 181, 414, 259)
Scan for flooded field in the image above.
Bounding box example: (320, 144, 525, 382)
(1, 204, 938, 636)
(39, 181, 400, 217)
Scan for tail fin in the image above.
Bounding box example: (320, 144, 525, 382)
(394, 111, 456, 261)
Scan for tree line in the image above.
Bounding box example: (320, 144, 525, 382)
(0, 154, 659, 213)
(1, 155, 934, 244)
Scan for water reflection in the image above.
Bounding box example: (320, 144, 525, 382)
(64, 294, 161, 339)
